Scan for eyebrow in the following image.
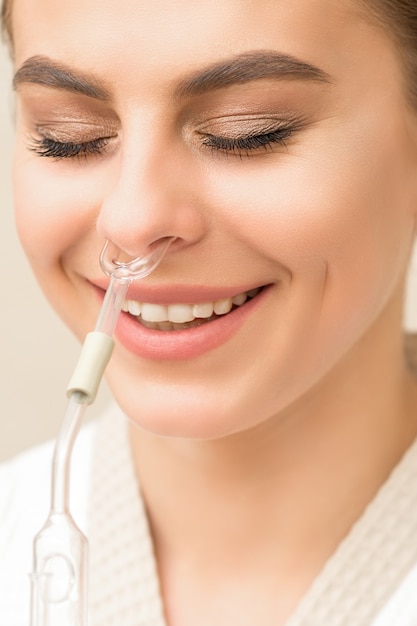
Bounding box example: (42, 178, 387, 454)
(13, 50, 332, 101)
(175, 50, 333, 97)
(13, 55, 111, 100)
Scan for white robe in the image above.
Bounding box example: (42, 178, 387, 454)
(2, 404, 417, 626)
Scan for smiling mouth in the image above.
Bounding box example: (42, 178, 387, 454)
(121, 287, 263, 331)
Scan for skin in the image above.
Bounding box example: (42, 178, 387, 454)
(9, 0, 417, 623)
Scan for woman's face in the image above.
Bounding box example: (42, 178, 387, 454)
(11, 0, 417, 438)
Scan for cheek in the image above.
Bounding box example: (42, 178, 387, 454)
(198, 121, 417, 385)
(13, 147, 101, 272)
(203, 126, 415, 312)
(12, 143, 108, 337)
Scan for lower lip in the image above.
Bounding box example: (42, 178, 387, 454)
(112, 287, 271, 361)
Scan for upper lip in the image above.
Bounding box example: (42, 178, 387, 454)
(90, 278, 267, 304)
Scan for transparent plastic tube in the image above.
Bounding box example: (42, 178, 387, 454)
(30, 237, 174, 626)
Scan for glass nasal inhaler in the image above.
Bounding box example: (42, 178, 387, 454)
(30, 238, 174, 626)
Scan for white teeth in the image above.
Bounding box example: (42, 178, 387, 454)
(141, 303, 168, 322)
(232, 293, 247, 306)
(168, 304, 195, 323)
(127, 300, 141, 316)
(193, 302, 214, 319)
(122, 287, 262, 324)
(213, 297, 233, 315)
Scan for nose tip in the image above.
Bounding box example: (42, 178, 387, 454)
(95, 143, 206, 261)
(95, 200, 172, 259)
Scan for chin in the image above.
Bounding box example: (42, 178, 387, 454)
(105, 370, 262, 441)
(117, 395, 243, 440)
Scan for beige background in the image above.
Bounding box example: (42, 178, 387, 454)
(1, 42, 417, 462)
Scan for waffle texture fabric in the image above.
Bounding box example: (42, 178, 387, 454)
(2, 404, 417, 625)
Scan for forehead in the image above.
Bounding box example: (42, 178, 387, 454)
(11, 0, 401, 106)
(10, 0, 370, 62)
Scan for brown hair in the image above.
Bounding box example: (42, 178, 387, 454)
(360, 1, 417, 104)
(1, 0, 12, 46)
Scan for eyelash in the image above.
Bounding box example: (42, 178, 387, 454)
(202, 126, 294, 156)
(28, 125, 295, 161)
(29, 136, 111, 160)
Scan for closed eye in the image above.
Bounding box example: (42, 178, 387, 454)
(29, 135, 112, 160)
(201, 126, 294, 157)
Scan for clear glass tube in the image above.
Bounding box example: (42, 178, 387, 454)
(94, 276, 130, 336)
(30, 514, 88, 626)
(96, 237, 174, 336)
(31, 392, 89, 626)
(30, 237, 174, 626)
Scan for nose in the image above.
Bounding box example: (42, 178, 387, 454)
(96, 135, 206, 259)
